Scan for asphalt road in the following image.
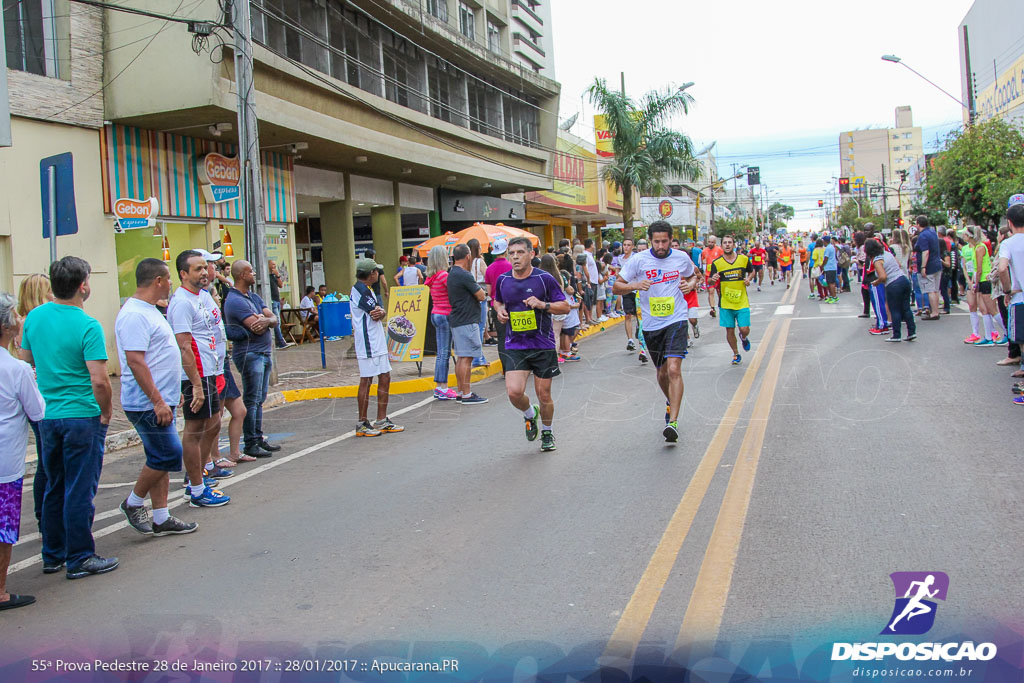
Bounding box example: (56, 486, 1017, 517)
(5, 273, 1021, 675)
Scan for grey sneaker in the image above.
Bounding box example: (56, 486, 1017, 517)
(457, 393, 488, 404)
(153, 516, 199, 536)
(119, 500, 153, 536)
(356, 421, 382, 437)
(540, 431, 556, 452)
(66, 554, 119, 580)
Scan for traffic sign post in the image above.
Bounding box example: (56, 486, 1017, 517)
(40, 152, 79, 263)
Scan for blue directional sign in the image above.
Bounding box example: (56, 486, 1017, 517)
(40, 152, 79, 238)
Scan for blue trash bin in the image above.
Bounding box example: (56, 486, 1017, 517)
(318, 301, 351, 338)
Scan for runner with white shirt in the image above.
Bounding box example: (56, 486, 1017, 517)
(116, 258, 199, 536)
(613, 221, 699, 442)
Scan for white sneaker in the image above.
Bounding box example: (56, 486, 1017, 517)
(598, 315, 609, 322)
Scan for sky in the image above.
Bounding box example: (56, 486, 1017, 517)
(548, 0, 976, 232)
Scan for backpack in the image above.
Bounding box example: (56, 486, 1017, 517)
(837, 248, 850, 269)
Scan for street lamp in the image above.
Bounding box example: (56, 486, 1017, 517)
(880, 54, 973, 120)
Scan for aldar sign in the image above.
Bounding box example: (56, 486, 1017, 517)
(198, 153, 241, 203)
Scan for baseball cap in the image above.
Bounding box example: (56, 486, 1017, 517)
(356, 257, 382, 274)
(196, 248, 223, 261)
(491, 237, 508, 255)
(1009, 193, 1024, 208)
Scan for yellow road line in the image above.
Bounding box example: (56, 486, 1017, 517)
(676, 316, 792, 646)
(603, 318, 780, 661)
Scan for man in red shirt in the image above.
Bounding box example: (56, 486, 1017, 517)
(701, 236, 725, 316)
(748, 241, 767, 291)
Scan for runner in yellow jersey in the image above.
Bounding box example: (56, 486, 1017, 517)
(708, 235, 755, 365)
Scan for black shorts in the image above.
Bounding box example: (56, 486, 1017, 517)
(978, 281, 992, 295)
(499, 348, 561, 379)
(753, 264, 763, 272)
(623, 292, 637, 315)
(643, 321, 689, 368)
(561, 326, 579, 338)
(768, 259, 778, 269)
(181, 376, 221, 421)
(824, 270, 838, 286)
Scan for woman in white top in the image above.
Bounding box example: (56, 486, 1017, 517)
(0, 291, 46, 610)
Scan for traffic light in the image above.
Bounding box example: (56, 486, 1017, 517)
(898, 218, 905, 227)
(899, 170, 908, 182)
(838, 177, 850, 194)
(818, 200, 824, 207)
(747, 166, 760, 185)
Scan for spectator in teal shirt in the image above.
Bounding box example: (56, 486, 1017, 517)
(20, 257, 119, 580)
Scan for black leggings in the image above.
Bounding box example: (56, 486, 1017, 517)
(997, 295, 1021, 360)
(862, 286, 871, 315)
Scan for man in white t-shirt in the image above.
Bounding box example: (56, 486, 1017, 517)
(351, 258, 404, 437)
(584, 238, 604, 321)
(167, 251, 230, 508)
(116, 258, 199, 537)
(997, 201, 1024, 391)
(614, 221, 699, 443)
(299, 286, 319, 324)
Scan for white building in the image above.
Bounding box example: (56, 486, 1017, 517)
(958, 0, 1024, 126)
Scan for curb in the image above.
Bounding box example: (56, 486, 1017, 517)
(280, 315, 624, 402)
(95, 316, 625, 452)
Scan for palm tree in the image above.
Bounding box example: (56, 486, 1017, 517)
(587, 78, 702, 236)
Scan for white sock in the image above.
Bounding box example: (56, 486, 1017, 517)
(970, 311, 980, 336)
(205, 461, 214, 472)
(189, 482, 207, 497)
(541, 424, 552, 432)
(522, 406, 536, 418)
(127, 491, 145, 507)
(983, 315, 995, 338)
(152, 508, 169, 525)
(993, 315, 1006, 336)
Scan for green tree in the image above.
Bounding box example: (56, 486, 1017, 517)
(587, 79, 701, 232)
(926, 118, 1024, 225)
(713, 216, 756, 241)
(909, 197, 948, 228)
(768, 202, 795, 224)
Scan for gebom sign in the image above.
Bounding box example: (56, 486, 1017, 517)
(113, 197, 159, 232)
(198, 153, 241, 203)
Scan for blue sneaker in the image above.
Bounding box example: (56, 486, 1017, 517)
(741, 334, 751, 352)
(205, 467, 234, 479)
(183, 476, 219, 489)
(731, 353, 742, 365)
(189, 488, 230, 508)
(973, 339, 995, 347)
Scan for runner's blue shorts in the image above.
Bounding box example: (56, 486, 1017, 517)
(718, 307, 751, 328)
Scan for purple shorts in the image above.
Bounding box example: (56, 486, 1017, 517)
(0, 478, 23, 545)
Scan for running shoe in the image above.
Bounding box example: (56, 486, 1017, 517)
(741, 334, 751, 352)
(808, 293, 817, 299)
(373, 418, 405, 433)
(732, 354, 742, 365)
(869, 327, 887, 335)
(906, 334, 917, 341)
(1011, 382, 1024, 395)
(638, 352, 648, 364)
(973, 339, 996, 347)
(992, 333, 1002, 342)
(458, 393, 489, 404)
(119, 500, 153, 536)
(524, 404, 540, 442)
(433, 387, 458, 400)
(570, 343, 579, 353)
(540, 431, 556, 452)
(205, 466, 234, 479)
(182, 476, 219, 489)
(626, 340, 636, 351)
(994, 336, 1008, 346)
(356, 421, 382, 437)
(963, 334, 982, 344)
(598, 315, 609, 322)
(563, 354, 581, 362)
(557, 356, 565, 364)
(885, 336, 902, 342)
(757, 286, 761, 291)
(692, 323, 700, 339)
(189, 488, 230, 508)
(1014, 396, 1024, 406)
(663, 421, 679, 443)
(152, 516, 198, 536)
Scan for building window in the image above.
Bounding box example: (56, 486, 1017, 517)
(428, 57, 467, 127)
(458, 2, 475, 41)
(468, 79, 501, 135)
(4, 0, 58, 77)
(487, 20, 500, 52)
(426, 0, 448, 22)
(383, 34, 426, 114)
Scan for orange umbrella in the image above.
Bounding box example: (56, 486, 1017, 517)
(414, 223, 540, 257)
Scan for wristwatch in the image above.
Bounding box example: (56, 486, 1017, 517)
(544, 302, 550, 312)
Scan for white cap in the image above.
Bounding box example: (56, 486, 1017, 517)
(196, 248, 223, 262)
(491, 237, 508, 255)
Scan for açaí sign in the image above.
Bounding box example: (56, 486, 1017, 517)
(198, 153, 241, 203)
(113, 197, 159, 232)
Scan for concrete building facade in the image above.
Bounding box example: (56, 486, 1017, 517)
(958, 0, 1024, 126)
(839, 106, 922, 219)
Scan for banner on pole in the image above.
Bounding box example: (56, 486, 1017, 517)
(385, 285, 429, 362)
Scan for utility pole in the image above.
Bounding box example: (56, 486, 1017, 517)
(881, 164, 888, 231)
(231, 0, 270, 306)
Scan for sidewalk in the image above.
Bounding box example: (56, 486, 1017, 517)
(24, 316, 625, 459)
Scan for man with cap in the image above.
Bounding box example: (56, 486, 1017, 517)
(351, 257, 404, 436)
(821, 234, 839, 303)
(485, 237, 513, 373)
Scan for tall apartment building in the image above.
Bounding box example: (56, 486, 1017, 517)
(839, 106, 922, 218)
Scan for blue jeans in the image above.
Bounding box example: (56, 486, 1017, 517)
(271, 301, 287, 347)
(912, 273, 926, 309)
(432, 313, 452, 385)
(125, 409, 183, 472)
(886, 277, 916, 339)
(30, 421, 45, 531)
(234, 351, 272, 448)
(39, 416, 107, 568)
(476, 300, 488, 364)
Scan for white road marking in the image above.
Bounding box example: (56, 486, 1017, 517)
(9, 395, 438, 574)
(774, 305, 794, 315)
